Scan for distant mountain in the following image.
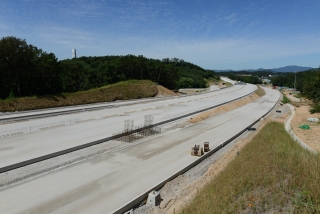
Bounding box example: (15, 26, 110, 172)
(215, 65, 313, 73)
(215, 68, 270, 72)
(271, 65, 313, 72)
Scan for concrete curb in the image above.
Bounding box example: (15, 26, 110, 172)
(284, 104, 317, 154)
(113, 92, 280, 214)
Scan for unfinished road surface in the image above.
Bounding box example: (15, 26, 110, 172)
(0, 87, 280, 214)
(0, 84, 256, 169)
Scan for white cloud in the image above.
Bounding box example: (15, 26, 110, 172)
(124, 33, 320, 69)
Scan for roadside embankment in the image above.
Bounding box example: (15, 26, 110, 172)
(255, 85, 265, 97)
(156, 85, 178, 97)
(189, 86, 264, 123)
(0, 80, 158, 112)
(180, 121, 320, 214)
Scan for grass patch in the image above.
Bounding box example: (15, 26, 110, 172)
(282, 94, 292, 104)
(0, 80, 158, 112)
(255, 86, 266, 97)
(180, 122, 320, 214)
(206, 77, 221, 84)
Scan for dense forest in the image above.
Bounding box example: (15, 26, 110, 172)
(0, 36, 219, 99)
(271, 69, 320, 113)
(218, 70, 275, 77)
(218, 69, 320, 113)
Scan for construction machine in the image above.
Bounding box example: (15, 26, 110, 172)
(204, 142, 210, 152)
(191, 144, 203, 156)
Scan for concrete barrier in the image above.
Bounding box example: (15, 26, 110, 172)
(284, 104, 317, 154)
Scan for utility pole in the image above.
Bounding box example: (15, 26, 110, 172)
(294, 71, 297, 94)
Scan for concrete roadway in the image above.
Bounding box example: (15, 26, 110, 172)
(0, 82, 227, 120)
(220, 77, 236, 84)
(0, 77, 234, 119)
(0, 87, 280, 214)
(0, 85, 256, 169)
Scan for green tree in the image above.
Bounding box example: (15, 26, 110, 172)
(0, 36, 61, 98)
(60, 60, 88, 92)
(179, 77, 194, 88)
(0, 36, 34, 97)
(306, 71, 320, 113)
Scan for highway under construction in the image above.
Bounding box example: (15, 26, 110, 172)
(0, 79, 280, 213)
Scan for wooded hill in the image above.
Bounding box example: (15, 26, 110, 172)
(271, 69, 320, 113)
(218, 69, 320, 113)
(218, 70, 275, 78)
(60, 55, 218, 93)
(0, 36, 219, 99)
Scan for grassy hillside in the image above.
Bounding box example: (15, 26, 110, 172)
(180, 122, 320, 213)
(0, 80, 158, 112)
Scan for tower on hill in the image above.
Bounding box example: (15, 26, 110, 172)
(72, 49, 76, 58)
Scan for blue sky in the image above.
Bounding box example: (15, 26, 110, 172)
(0, 0, 320, 70)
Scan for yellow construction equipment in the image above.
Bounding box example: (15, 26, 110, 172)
(191, 144, 203, 156)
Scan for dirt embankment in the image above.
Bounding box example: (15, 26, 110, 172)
(156, 86, 178, 97)
(190, 93, 260, 123)
(291, 105, 320, 151)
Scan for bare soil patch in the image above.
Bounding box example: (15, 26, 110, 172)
(291, 105, 320, 151)
(156, 86, 178, 97)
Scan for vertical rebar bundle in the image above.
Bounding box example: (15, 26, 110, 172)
(144, 115, 153, 127)
(124, 120, 134, 132)
(112, 118, 161, 143)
